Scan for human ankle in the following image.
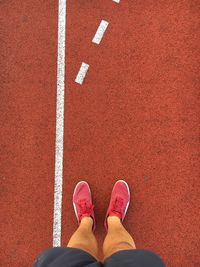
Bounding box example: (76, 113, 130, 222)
(80, 216, 94, 228)
(107, 216, 121, 226)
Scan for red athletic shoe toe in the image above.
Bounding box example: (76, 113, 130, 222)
(73, 181, 96, 231)
(104, 180, 130, 231)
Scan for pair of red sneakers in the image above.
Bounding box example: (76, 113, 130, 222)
(73, 180, 130, 231)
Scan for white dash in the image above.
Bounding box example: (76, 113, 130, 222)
(75, 62, 90, 85)
(53, 0, 67, 248)
(92, 20, 109, 45)
(113, 0, 120, 3)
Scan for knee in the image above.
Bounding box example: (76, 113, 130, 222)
(104, 241, 135, 259)
(68, 243, 98, 259)
(113, 241, 135, 251)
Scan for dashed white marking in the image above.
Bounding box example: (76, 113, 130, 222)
(113, 0, 120, 3)
(53, 0, 67, 247)
(75, 62, 90, 85)
(92, 20, 109, 45)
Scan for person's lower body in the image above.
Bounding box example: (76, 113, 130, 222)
(33, 180, 165, 267)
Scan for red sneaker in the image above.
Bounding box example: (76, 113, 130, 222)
(104, 180, 130, 231)
(73, 181, 96, 231)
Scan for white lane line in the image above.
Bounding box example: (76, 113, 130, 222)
(92, 20, 109, 45)
(75, 62, 90, 85)
(53, 0, 67, 247)
(113, 0, 120, 3)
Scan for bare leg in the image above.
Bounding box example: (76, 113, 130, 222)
(67, 217, 98, 259)
(103, 216, 136, 260)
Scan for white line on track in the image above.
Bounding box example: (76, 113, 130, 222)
(113, 0, 120, 3)
(75, 62, 90, 85)
(53, 0, 67, 247)
(92, 20, 109, 45)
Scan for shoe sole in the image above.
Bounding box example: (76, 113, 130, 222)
(73, 181, 91, 222)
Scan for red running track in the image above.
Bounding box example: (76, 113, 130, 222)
(1, 1, 200, 266)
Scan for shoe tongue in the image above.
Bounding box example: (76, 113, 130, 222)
(79, 202, 94, 216)
(109, 211, 122, 219)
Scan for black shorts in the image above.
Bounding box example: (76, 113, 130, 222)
(33, 247, 166, 267)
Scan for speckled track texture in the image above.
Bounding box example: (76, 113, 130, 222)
(0, 1, 200, 266)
